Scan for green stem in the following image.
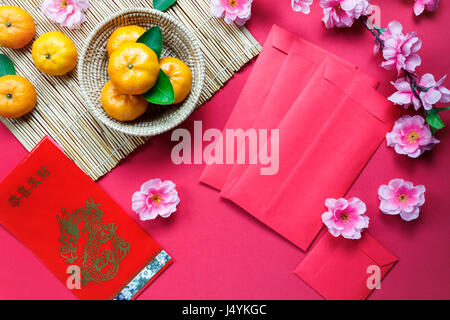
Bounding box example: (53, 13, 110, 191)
(359, 16, 384, 50)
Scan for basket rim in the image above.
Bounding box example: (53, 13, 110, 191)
(78, 7, 205, 137)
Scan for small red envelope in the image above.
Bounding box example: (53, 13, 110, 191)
(295, 233, 398, 300)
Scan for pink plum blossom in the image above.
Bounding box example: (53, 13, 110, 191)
(388, 74, 449, 111)
(321, 197, 369, 240)
(414, 0, 439, 16)
(291, 0, 314, 14)
(386, 115, 439, 158)
(210, 0, 253, 26)
(436, 76, 450, 104)
(379, 21, 422, 75)
(41, 0, 89, 29)
(132, 179, 180, 221)
(320, 0, 370, 29)
(378, 178, 425, 221)
(418, 73, 450, 108)
(388, 78, 422, 110)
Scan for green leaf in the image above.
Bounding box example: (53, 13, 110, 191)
(137, 26, 163, 60)
(431, 126, 437, 135)
(426, 110, 445, 130)
(435, 107, 450, 113)
(154, 0, 177, 11)
(142, 70, 175, 105)
(0, 54, 16, 77)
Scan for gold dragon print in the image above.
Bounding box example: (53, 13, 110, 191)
(57, 199, 130, 286)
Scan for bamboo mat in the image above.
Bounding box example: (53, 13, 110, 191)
(0, 0, 261, 180)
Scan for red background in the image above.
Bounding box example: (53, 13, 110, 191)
(0, 0, 449, 299)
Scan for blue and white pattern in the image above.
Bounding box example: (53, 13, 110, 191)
(114, 250, 171, 300)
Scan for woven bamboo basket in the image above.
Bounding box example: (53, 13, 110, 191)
(78, 8, 205, 137)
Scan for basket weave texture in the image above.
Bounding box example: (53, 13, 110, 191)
(79, 8, 205, 137)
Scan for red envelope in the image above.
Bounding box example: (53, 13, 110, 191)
(199, 25, 298, 190)
(295, 233, 398, 300)
(0, 137, 172, 300)
(222, 57, 401, 251)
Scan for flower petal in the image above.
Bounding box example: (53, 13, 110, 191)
(400, 206, 420, 221)
(378, 185, 394, 200)
(388, 91, 413, 105)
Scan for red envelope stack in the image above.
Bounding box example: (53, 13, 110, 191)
(200, 25, 400, 299)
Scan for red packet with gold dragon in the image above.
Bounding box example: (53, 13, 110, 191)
(0, 137, 172, 300)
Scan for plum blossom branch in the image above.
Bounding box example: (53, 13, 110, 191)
(291, 0, 448, 155)
(361, 17, 427, 109)
(359, 15, 384, 51)
(402, 70, 428, 103)
(360, 16, 449, 137)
